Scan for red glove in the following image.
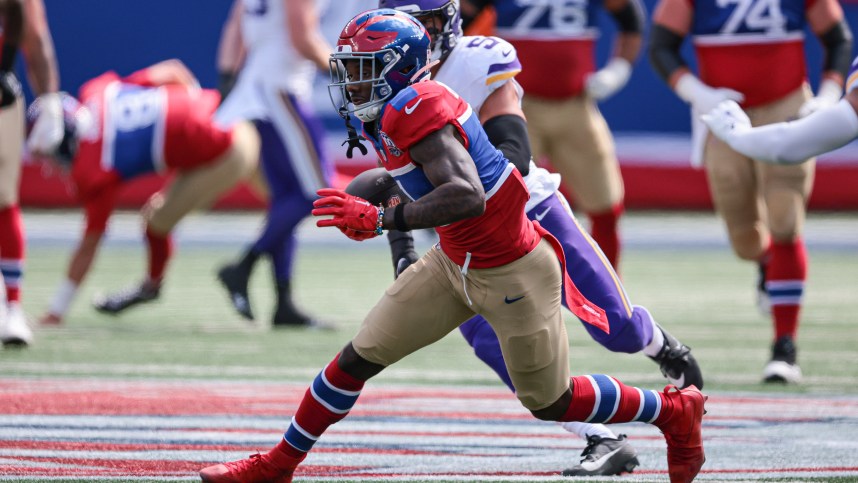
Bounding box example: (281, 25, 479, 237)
(312, 188, 381, 239)
(339, 226, 377, 241)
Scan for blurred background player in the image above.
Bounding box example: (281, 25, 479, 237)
(200, 10, 706, 482)
(0, 0, 60, 346)
(35, 59, 259, 325)
(214, 0, 337, 329)
(458, 0, 645, 271)
(370, 0, 700, 476)
(703, 56, 858, 165)
(649, 0, 852, 383)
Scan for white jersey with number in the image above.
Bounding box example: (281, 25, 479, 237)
(217, 0, 328, 124)
(433, 35, 560, 212)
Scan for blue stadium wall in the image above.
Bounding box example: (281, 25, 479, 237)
(17, 0, 858, 210)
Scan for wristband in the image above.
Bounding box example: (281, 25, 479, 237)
(375, 205, 385, 236)
(393, 203, 409, 232)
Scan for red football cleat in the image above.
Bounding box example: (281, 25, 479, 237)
(655, 384, 707, 483)
(199, 452, 297, 483)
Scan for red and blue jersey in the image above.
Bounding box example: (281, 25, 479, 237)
(363, 80, 539, 269)
(492, 0, 602, 98)
(72, 69, 232, 234)
(689, 0, 811, 107)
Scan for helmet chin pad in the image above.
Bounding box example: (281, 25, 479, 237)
(355, 103, 383, 122)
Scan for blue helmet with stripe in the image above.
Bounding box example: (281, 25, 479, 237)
(329, 9, 432, 123)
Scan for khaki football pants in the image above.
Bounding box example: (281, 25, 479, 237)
(0, 98, 24, 208)
(145, 120, 260, 234)
(352, 239, 570, 411)
(703, 86, 815, 260)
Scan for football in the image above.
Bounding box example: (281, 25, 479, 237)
(345, 167, 407, 208)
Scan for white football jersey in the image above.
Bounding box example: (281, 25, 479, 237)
(217, 0, 328, 124)
(434, 36, 560, 212)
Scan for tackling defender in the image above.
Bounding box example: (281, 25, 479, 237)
(649, 0, 851, 383)
(199, 10, 706, 483)
(35, 60, 259, 325)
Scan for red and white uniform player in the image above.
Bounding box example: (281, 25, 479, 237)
(650, 0, 852, 383)
(41, 61, 258, 325)
(72, 68, 231, 234)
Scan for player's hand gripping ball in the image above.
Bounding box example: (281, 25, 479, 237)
(313, 188, 381, 241)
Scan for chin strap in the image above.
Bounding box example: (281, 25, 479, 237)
(340, 109, 367, 159)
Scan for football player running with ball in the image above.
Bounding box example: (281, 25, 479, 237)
(342, 0, 704, 476)
(199, 9, 706, 483)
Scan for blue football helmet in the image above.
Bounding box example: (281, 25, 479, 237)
(329, 8, 431, 123)
(378, 0, 462, 62)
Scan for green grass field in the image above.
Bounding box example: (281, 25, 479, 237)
(10, 211, 858, 392)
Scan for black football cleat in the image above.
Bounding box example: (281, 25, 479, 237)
(93, 281, 160, 315)
(763, 335, 802, 383)
(217, 263, 254, 321)
(562, 434, 640, 476)
(648, 324, 704, 390)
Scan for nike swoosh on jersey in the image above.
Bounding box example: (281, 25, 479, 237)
(405, 98, 422, 115)
(504, 295, 525, 304)
(534, 206, 552, 221)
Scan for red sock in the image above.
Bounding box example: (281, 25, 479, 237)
(0, 205, 25, 303)
(275, 354, 366, 467)
(145, 226, 173, 283)
(588, 203, 624, 271)
(562, 375, 663, 424)
(767, 239, 807, 341)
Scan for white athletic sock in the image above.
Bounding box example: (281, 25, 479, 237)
(48, 278, 79, 317)
(643, 320, 665, 357)
(558, 421, 616, 440)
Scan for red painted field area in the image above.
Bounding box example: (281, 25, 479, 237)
(2, 378, 858, 481)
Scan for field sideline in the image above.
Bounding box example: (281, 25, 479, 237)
(2, 210, 858, 482)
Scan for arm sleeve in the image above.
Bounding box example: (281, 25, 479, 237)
(726, 99, 858, 164)
(819, 20, 853, 80)
(608, 0, 645, 34)
(0, 0, 23, 71)
(648, 24, 687, 83)
(482, 114, 531, 176)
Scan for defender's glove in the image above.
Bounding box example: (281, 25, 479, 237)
(312, 188, 381, 239)
(0, 71, 22, 109)
(387, 229, 418, 279)
(27, 93, 65, 155)
(798, 78, 842, 118)
(675, 73, 745, 116)
(701, 100, 752, 144)
(585, 57, 632, 102)
(394, 251, 419, 278)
